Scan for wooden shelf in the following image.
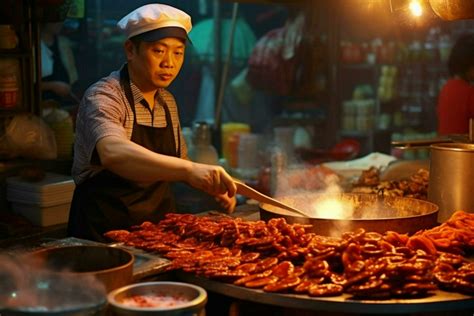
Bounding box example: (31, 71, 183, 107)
(338, 63, 379, 70)
(340, 130, 373, 137)
(0, 50, 30, 58)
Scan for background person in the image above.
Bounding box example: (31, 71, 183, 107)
(40, 22, 79, 105)
(437, 33, 474, 135)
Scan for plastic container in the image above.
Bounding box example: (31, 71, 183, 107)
(236, 133, 260, 179)
(221, 122, 250, 163)
(6, 172, 75, 226)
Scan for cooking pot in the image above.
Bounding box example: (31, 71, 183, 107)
(260, 193, 438, 236)
(428, 143, 474, 222)
(26, 245, 134, 293)
(0, 253, 107, 316)
(392, 123, 474, 223)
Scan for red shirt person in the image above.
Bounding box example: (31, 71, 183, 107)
(437, 34, 474, 135)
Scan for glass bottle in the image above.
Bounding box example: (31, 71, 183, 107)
(189, 122, 218, 165)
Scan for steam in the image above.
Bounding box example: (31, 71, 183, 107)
(308, 174, 355, 219)
(274, 168, 356, 220)
(272, 166, 357, 236)
(0, 253, 106, 312)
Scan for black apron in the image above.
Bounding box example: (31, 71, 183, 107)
(67, 66, 180, 241)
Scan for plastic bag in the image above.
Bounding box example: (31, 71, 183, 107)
(0, 114, 57, 159)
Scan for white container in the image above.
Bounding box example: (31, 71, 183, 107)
(10, 202, 71, 226)
(237, 133, 260, 169)
(7, 172, 75, 226)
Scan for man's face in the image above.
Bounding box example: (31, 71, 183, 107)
(127, 37, 185, 91)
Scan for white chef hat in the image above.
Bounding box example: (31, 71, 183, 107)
(117, 3, 192, 42)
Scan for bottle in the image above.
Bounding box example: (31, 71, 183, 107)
(189, 122, 218, 165)
(0, 59, 19, 108)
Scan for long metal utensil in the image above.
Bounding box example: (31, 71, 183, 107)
(233, 178, 310, 217)
(391, 134, 471, 150)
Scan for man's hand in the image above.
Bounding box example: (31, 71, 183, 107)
(186, 163, 237, 198)
(215, 193, 237, 214)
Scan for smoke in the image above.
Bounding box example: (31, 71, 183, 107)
(272, 166, 398, 236)
(308, 174, 355, 219)
(274, 168, 356, 219)
(0, 253, 106, 312)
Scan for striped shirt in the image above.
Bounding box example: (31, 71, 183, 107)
(72, 66, 188, 185)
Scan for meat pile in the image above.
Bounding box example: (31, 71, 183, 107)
(351, 167, 429, 200)
(105, 211, 474, 299)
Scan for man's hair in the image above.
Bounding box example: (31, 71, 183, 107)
(448, 33, 474, 79)
(128, 35, 186, 51)
(129, 36, 142, 50)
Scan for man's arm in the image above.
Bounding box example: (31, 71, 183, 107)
(41, 81, 71, 97)
(96, 135, 236, 197)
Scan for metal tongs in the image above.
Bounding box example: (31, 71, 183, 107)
(233, 178, 310, 217)
(392, 119, 474, 149)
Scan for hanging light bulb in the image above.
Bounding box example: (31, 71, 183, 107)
(408, 0, 423, 17)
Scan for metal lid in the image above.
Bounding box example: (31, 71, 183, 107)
(430, 142, 474, 152)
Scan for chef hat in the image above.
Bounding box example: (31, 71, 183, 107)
(117, 4, 192, 42)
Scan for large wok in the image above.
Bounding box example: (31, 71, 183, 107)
(260, 193, 438, 236)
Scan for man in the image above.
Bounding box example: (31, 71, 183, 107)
(68, 3, 236, 241)
(437, 33, 474, 135)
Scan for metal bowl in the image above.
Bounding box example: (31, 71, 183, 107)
(0, 255, 107, 316)
(26, 245, 134, 293)
(107, 281, 207, 316)
(260, 193, 439, 236)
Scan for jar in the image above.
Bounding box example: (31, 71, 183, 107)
(355, 115, 374, 131)
(237, 133, 259, 169)
(237, 133, 261, 179)
(342, 115, 355, 131)
(438, 35, 452, 62)
(0, 25, 18, 49)
(0, 59, 19, 108)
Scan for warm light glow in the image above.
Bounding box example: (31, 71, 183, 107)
(409, 0, 423, 17)
(310, 197, 354, 219)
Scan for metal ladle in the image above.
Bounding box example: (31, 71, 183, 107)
(233, 178, 311, 217)
(391, 119, 474, 150)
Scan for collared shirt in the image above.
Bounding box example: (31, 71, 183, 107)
(72, 66, 187, 185)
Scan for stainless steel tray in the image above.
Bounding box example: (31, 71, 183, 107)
(177, 272, 474, 314)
